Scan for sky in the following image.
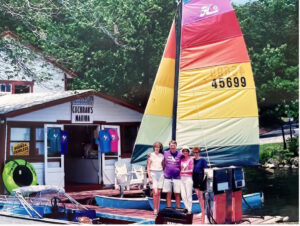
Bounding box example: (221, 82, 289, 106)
(230, 0, 255, 5)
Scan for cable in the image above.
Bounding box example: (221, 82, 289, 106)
(204, 192, 217, 224)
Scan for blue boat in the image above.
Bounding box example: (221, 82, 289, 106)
(147, 192, 263, 214)
(0, 185, 99, 224)
(94, 195, 152, 210)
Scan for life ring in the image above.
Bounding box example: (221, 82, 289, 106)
(2, 159, 37, 193)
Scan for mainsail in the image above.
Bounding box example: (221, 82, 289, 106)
(131, 0, 259, 167)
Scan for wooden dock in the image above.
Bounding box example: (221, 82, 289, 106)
(66, 189, 289, 224)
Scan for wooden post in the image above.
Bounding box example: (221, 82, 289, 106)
(0, 117, 6, 194)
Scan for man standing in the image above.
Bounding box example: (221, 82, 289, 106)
(163, 140, 182, 208)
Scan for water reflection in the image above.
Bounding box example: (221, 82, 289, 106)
(243, 167, 299, 222)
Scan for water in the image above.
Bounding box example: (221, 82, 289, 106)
(243, 167, 299, 222)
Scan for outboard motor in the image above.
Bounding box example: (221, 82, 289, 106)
(155, 207, 193, 224)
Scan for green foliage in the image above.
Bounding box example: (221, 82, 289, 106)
(0, 0, 298, 115)
(287, 137, 299, 156)
(235, 0, 299, 126)
(260, 140, 298, 163)
(0, 0, 176, 107)
(259, 143, 282, 163)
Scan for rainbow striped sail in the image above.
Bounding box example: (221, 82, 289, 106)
(131, 0, 259, 166)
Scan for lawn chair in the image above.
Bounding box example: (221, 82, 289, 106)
(114, 160, 131, 195)
(129, 164, 147, 190)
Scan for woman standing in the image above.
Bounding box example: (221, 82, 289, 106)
(180, 146, 194, 214)
(192, 147, 207, 223)
(147, 141, 164, 215)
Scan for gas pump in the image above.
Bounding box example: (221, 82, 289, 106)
(204, 166, 245, 224)
(232, 167, 245, 222)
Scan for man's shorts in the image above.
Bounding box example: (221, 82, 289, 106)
(162, 178, 181, 193)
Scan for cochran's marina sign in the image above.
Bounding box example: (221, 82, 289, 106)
(71, 96, 94, 123)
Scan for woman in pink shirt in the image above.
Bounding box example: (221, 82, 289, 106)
(180, 146, 194, 214)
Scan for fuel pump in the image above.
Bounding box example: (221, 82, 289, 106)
(204, 166, 245, 224)
(232, 167, 245, 222)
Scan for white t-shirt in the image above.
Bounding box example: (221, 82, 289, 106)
(149, 152, 164, 171)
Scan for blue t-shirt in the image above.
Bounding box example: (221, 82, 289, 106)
(193, 158, 208, 174)
(99, 130, 112, 153)
(60, 131, 68, 155)
(48, 128, 61, 154)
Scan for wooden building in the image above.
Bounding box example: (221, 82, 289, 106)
(0, 90, 143, 194)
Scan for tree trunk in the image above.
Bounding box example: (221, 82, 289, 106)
(289, 119, 293, 139)
(281, 124, 287, 149)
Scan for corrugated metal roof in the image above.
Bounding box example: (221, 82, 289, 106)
(0, 90, 92, 115)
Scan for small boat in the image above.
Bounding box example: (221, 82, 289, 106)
(94, 195, 152, 210)
(147, 192, 263, 214)
(0, 185, 99, 224)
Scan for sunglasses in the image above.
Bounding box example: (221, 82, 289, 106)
(182, 150, 189, 152)
(193, 152, 199, 154)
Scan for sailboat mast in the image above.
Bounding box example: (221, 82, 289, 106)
(172, 0, 183, 140)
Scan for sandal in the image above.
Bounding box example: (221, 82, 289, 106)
(153, 210, 158, 216)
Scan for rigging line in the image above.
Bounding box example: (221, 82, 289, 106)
(172, 0, 183, 140)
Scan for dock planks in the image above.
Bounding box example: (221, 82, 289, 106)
(67, 189, 288, 224)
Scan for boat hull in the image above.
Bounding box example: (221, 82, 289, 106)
(94, 195, 152, 210)
(147, 192, 263, 214)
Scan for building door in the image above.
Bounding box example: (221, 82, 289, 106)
(101, 125, 121, 185)
(44, 124, 65, 187)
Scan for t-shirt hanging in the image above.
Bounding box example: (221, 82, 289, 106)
(99, 129, 112, 153)
(108, 129, 119, 152)
(60, 130, 68, 155)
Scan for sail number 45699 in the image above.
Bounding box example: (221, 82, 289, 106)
(211, 77, 246, 88)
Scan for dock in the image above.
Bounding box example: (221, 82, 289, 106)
(66, 189, 289, 224)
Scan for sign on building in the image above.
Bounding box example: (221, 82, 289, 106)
(71, 96, 94, 123)
(13, 142, 29, 156)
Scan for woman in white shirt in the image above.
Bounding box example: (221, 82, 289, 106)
(147, 141, 164, 215)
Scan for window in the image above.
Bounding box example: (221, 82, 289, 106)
(14, 85, 30, 94)
(0, 83, 12, 93)
(9, 128, 30, 156)
(8, 125, 44, 160)
(35, 128, 44, 155)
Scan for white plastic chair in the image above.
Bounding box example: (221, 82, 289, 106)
(129, 164, 147, 189)
(114, 160, 131, 191)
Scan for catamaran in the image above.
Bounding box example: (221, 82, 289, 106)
(131, 0, 259, 168)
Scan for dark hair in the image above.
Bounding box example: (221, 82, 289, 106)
(153, 141, 163, 152)
(169, 140, 177, 145)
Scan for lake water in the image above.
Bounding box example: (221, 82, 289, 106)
(243, 167, 299, 222)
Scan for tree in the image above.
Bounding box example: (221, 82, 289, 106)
(0, 0, 176, 107)
(235, 0, 299, 127)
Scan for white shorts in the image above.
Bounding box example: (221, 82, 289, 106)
(150, 171, 164, 189)
(162, 178, 181, 193)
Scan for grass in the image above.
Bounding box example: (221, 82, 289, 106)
(259, 142, 284, 163)
(260, 143, 283, 152)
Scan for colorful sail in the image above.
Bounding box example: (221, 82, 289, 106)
(131, 0, 259, 166)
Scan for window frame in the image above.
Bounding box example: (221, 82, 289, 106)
(7, 122, 44, 162)
(0, 83, 12, 93)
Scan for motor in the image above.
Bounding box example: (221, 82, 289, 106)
(155, 207, 193, 224)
